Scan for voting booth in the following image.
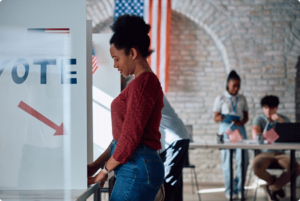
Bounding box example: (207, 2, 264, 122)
(0, 0, 88, 190)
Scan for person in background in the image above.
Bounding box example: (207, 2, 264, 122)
(252, 95, 300, 201)
(122, 75, 190, 201)
(213, 70, 249, 199)
(87, 14, 164, 201)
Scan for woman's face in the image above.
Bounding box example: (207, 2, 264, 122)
(227, 79, 240, 96)
(110, 44, 135, 77)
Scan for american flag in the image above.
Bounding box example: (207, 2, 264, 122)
(114, 0, 172, 92)
(92, 47, 99, 74)
(263, 122, 279, 144)
(225, 123, 242, 143)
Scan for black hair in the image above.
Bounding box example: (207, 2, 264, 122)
(226, 70, 241, 90)
(260, 95, 280, 108)
(110, 14, 154, 58)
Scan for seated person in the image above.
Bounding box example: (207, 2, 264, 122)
(252, 95, 300, 201)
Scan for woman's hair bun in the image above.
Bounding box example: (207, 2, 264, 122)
(111, 14, 150, 35)
(228, 70, 239, 79)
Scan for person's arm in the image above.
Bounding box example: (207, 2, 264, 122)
(271, 113, 285, 123)
(214, 112, 224, 122)
(87, 142, 111, 178)
(88, 155, 121, 187)
(233, 111, 248, 126)
(213, 96, 223, 123)
(251, 125, 262, 140)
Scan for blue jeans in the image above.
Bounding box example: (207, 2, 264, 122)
(219, 123, 249, 195)
(110, 140, 164, 201)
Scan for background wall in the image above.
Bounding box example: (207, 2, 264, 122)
(86, 0, 300, 184)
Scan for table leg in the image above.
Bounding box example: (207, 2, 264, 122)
(241, 149, 245, 201)
(230, 149, 233, 201)
(290, 150, 296, 201)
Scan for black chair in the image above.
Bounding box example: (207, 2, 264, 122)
(184, 125, 201, 201)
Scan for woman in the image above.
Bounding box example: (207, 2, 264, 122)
(87, 15, 165, 201)
(213, 70, 249, 199)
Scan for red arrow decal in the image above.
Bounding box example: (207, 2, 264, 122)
(18, 101, 67, 136)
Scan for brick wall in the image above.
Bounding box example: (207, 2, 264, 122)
(89, 0, 300, 184)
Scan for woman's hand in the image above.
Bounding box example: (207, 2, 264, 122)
(87, 163, 98, 178)
(232, 120, 244, 126)
(271, 113, 285, 123)
(214, 112, 224, 122)
(216, 115, 224, 122)
(88, 170, 108, 187)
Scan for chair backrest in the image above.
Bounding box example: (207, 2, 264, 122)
(184, 125, 193, 167)
(185, 125, 193, 142)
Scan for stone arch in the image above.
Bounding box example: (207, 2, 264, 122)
(171, 0, 241, 74)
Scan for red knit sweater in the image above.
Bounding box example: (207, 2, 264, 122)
(111, 72, 164, 164)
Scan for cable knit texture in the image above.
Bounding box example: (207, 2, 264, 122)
(111, 72, 164, 164)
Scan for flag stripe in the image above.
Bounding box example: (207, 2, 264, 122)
(165, 0, 171, 92)
(156, 0, 162, 79)
(45, 28, 69, 31)
(150, 0, 158, 75)
(159, 0, 167, 90)
(148, 0, 153, 68)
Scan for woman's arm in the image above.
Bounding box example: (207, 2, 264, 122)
(214, 112, 224, 123)
(87, 142, 111, 177)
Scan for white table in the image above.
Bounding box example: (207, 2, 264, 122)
(190, 140, 300, 201)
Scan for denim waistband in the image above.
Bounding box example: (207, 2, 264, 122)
(111, 139, 157, 153)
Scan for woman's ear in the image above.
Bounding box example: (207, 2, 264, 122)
(130, 48, 138, 60)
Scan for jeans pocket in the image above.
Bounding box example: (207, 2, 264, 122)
(143, 159, 164, 189)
